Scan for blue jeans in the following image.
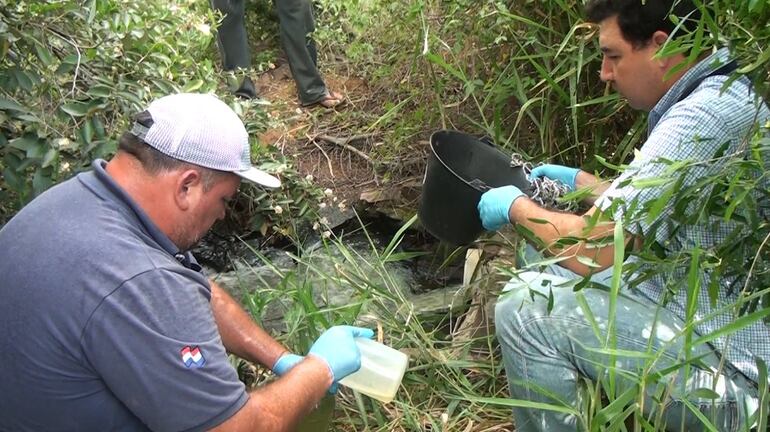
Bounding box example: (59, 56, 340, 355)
(495, 252, 759, 431)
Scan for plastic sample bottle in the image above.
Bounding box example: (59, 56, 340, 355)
(339, 338, 409, 403)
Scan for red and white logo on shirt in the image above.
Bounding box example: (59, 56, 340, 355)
(181, 345, 206, 368)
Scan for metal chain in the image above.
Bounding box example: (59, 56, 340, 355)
(510, 154, 578, 212)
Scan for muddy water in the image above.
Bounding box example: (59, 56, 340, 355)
(199, 213, 468, 331)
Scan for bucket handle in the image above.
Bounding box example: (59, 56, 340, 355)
(478, 135, 496, 147)
(469, 136, 496, 192)
(467, 178, 491, 192)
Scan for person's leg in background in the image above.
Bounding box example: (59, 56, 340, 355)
(275, 0, 341, 107)
(210, 0, 258, 99)
(495, 270, 758, 432)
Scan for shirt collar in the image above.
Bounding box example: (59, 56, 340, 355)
(81, 159, 202, 272)
(648, 47, 732, 132)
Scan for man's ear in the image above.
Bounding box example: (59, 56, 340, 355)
(650, 30, 678, 70)
(651, 30, 669, 49)
(174, 169, 203, 211)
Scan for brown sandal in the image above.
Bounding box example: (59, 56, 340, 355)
(302, 91, 344, 109)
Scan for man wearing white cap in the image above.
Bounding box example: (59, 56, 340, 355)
(0, 93, 372, 431)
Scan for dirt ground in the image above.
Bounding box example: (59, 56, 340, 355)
(254, 62, 382, 208)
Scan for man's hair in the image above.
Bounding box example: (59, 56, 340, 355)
(118, 111, 229, 191)
(585, 0, 701, 48)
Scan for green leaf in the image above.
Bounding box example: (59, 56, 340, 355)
(464, 396, 577, 415)
(547, 287, 554, 311)
(679, 399, 719, 432)
(645, 181, 675, 224)
(749, 0, 764, 13)
(425, 52, 466, 82)
(631, 177, 670, 189)
(689, 387, 720, 399)
(12, 69, 33, 93)
(2, 167, 25, 191)
(41, 148, 58, 168)
(0, 97, 27, 112)
(756, 358, 768, 432)
(571, 93, 620, 108)
(60, 102, 89, 117)
(87, 85, 113, 99)
(383, 251, 429, 262)
(183, 79, 205, 92)
(86, 0, 97, 23)
(92, 117, 106, 139)
(584, 347, 656, 359)
(693, 308, 770, 346)
(32, 169, 53, 196)
(522, 256, 569, 268)
(9, 136, 39, 152)
(576, 255, 601, 268)
(25, 140, 47, 159)
(34, 44, 55, 67)
(80, 118, 94, 145)
(593, 386, 638, 426)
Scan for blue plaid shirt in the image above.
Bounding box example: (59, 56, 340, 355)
(597, 48, 770, 384)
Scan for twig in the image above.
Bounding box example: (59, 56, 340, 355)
(308, 134, 334, 177)
(316, 134, 374, 164)
(317, 133, 376, 147)
(43, 27, 83, 98)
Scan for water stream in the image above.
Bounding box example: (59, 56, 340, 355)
(195, 212, 470, 332)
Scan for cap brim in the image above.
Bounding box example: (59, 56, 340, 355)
(236, 167, 281, 188)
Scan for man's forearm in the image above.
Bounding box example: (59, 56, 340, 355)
(575, 171, 611, 206)
(210, 355, 332, 432)
(209, 281, 289, 369)
(508, 197, 620, 276)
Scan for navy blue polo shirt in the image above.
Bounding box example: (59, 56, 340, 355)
(0, 160, 248, 431)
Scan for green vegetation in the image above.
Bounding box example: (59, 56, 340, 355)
(2, 0, 770, 430)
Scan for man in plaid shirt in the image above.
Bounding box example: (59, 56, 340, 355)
(477, 0, 770, 430)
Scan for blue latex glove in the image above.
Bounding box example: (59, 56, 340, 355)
(477, 185, 524, 231)
(529, 164, 580, 191)
(309, 325, 375, 385)
(272, 353, 303, 376)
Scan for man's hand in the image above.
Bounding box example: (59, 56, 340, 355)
(308, 326, 374, 384)
(272, 353, 303, 376)
(529, 164, 580, 191)
(478, 185, 524, 231)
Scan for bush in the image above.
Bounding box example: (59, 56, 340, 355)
(0, 0, 223, 222)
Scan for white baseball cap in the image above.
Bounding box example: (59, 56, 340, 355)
(130, 93, 281, 188)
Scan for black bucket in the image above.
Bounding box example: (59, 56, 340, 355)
(418, 130, 531, 245)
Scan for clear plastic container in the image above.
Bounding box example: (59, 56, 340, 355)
(339, 338, 408, 403)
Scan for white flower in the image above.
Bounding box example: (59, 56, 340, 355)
(195, 23, 211, 35)
(312, 222, 320, 231)
(53, 138, 72, 150)
(337, 202, 346, 210)
(322, 231, 331, 239)
(320, 217, 329, 226)
(305, 174, 314, 182)
(319, 202, 327, 209)
(324, 188, 333, 197)
(273, 206, 283, 214)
